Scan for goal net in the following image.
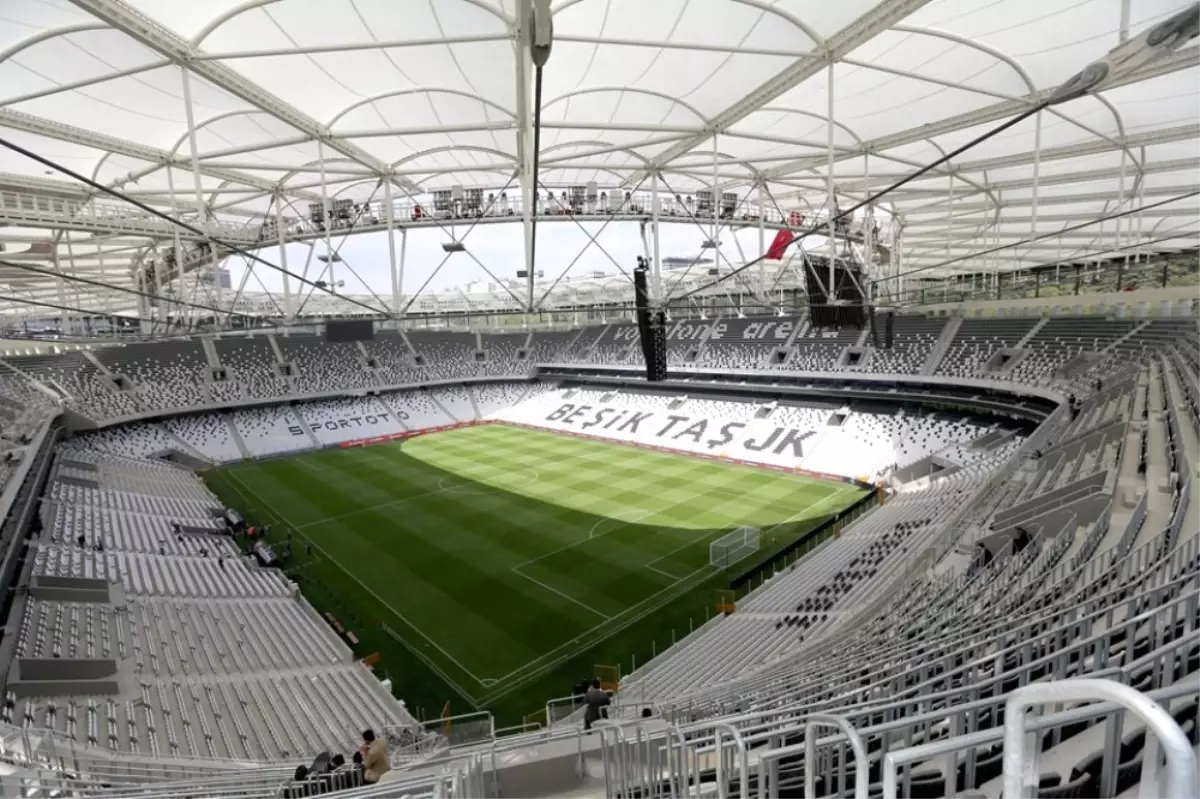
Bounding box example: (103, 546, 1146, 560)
(709, 526, 761, 568)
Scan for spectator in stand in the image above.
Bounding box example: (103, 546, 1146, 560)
(359, 729, 390, 783)
(583, 678, 610, 730)
(284, 765, 310, 798)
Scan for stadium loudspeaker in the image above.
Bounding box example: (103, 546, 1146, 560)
(634, 258, 668, 381)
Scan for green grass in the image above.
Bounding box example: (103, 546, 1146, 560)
(202, 423, 865, 724)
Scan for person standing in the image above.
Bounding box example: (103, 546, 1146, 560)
(359, 729, 390, 783)
(583, 678, 610, 730)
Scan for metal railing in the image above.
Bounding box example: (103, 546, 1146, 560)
(1001, 679, 1196, 799)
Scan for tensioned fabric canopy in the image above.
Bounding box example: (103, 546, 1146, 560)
(0, 0, 1196, 318)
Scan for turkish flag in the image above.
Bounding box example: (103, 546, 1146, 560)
(766, 229, 794, 261)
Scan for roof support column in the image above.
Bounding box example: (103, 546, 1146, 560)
(651, 170, 662, 304)
(384, 178, 402, 320)
(826, 62, 836, 297)
(165, 166, 187, 330)
(1136, 147, 1147, 263)
(1117, 150, 1128, 271)
(522, 174, 535, 312)
(399, 228, 408, 321)
(862, 153, 873, 287)
(95, 243, 111, 319)
(757, 180, 766, 304)
(275, 191, 292, 323)
(1029, 108, 1043, 270)
(1119, 0, 1132, 43)
(63, 237, 83, 335)
(711, 132, 720, 252)
(50, 233, 70, 335)
(317, 140, 335, 290)
(180, 65, 220, 322)
(895, 222, 904, 302)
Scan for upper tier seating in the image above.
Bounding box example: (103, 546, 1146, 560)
(1008, 317, 1141, 384)
(528, 330, 580, 364)
(936, 316, 1041, 378)
(10, 351, 139, 421)
(93, 342, 208, 413)
(698, 314, 801, 371)
(479, 332, 528, 376)
(790, 326, 861, 371)
(0, 367, 57, 442)
(361, 330, 422, 386)
(408, 331, 479, 381)
(213, 337, 285, 402)
(860, 315, 946, 374)
(586, 323, 639, 365)
(277, 335, 375, 394)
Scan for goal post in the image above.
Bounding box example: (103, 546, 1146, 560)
(709, 526, 761, 569)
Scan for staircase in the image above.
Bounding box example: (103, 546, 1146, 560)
(467, 386, 483, 420)
(428, 389, 461, 423)
(922, 316, 963, 375)
(0, 359, 57, 402)
(580, 325, 610, 362)
(1102, 320, 1151, 354)
(266, 334, 285, 364)
(376, 393, 412, 431)
(289, 406, 322, 449)
(1015, 317, 1049, 349)
(160, 424, 211, 463)
(201, 338, 222, 369)
(225, 416, 253, 460)
(83, 351, 114, 377)
(689, 317, 722, 364)
(397, 329, 419, 358)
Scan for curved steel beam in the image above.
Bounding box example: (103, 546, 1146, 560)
(0, 23, 110, 65)
(328, 87, 517, 128)
(193, 0, 511, 48)
(542, 87, 710, 124)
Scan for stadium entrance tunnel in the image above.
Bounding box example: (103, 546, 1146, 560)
(201, 424, 858, 722)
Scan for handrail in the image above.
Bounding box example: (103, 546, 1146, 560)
(712, 721, 749, 799)
(805, 714, 868, 799)
(1002, 679, 1196, 799)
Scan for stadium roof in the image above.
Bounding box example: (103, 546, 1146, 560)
(0, 0, 1197, 323)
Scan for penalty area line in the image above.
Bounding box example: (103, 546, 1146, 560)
(510, 564, 611, 621)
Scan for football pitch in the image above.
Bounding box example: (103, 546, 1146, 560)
(203, 423, 866, 722)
